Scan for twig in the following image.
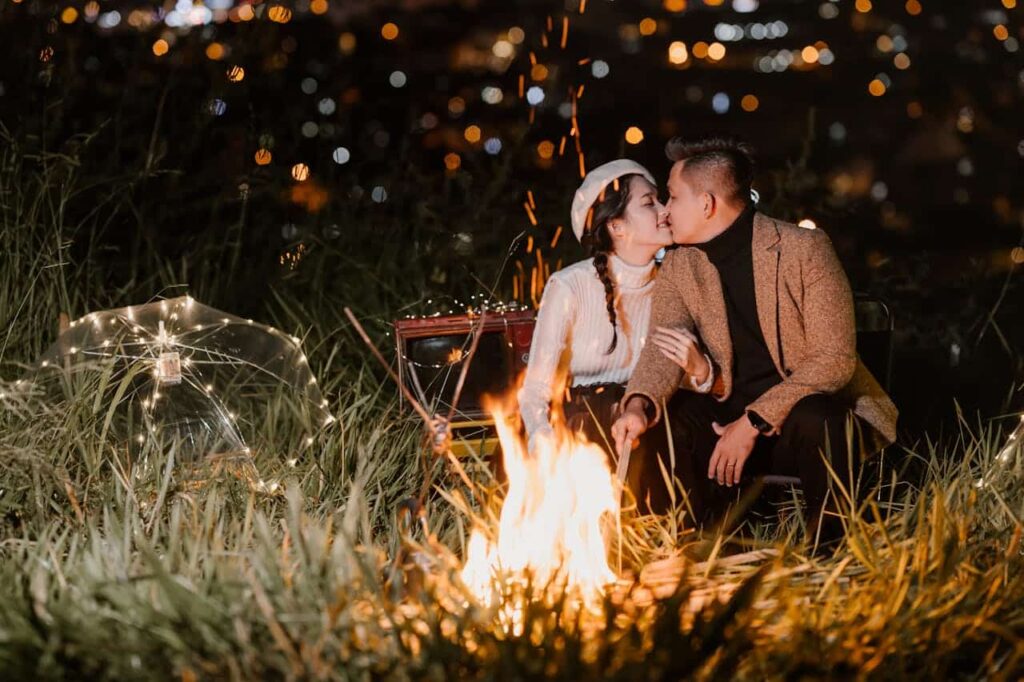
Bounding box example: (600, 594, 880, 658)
(343, 307, 432, 426)
(444, 310, 488, 425)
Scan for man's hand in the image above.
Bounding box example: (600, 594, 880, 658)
(612, 397, 650, 457)
(707, 415, 760, 486)
(651, 326, 710, 385)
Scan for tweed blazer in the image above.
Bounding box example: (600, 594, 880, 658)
(623, 212, 898, 450)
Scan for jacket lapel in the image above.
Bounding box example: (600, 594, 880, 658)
(689, 249, 733, 393)
(751, 212, 784, 375)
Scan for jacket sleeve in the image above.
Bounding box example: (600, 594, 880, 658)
(620, 253, 696, 426)
(517, 276, 575, 448)
(745, 229, 858, 431)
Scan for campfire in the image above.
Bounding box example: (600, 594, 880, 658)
(459, 394, 620, 627)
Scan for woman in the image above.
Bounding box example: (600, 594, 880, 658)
(518, 159, 711, 513)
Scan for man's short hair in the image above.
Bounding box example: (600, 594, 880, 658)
(665, 134, 754, 206)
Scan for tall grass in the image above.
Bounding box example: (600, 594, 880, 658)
(1, 368, 1022, 679)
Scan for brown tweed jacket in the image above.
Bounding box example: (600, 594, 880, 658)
(623, 212, 898, 450)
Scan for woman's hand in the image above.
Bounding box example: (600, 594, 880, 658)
(612, 397, 649, 457)
(651, 326, 710, 384)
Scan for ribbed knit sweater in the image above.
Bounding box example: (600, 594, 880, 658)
(518, 254, 658, 445)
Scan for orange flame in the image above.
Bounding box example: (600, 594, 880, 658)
(460, 392, 619, 625)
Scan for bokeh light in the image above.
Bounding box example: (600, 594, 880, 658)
(338, 33, 357, 54)
(268, 6, 292, 23)
(205, 43, 225, 60)
(448, 97, 466, 116)
(332, 147, 351, 165)
(668, 41, 688, 64)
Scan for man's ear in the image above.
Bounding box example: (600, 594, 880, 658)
(703, 192, 716, 219)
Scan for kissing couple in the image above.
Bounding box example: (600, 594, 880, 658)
(517, 133, 898, 548)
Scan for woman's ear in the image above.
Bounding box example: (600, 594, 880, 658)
(608, 220, 623, 237)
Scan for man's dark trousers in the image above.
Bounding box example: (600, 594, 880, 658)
(665, 391, 870, 544)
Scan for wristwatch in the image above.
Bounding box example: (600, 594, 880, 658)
(746, 410, 773, 435)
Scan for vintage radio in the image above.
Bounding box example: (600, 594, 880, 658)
(393, 309, 536, 457)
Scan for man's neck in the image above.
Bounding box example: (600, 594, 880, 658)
(697, 204, 745, 244)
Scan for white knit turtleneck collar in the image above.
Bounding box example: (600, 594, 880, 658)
(609, 253, 656, 291)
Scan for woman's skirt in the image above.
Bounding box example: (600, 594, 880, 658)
(562, 382, 673, 514)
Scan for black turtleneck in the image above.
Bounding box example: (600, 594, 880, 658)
(694, 204, 782, 414)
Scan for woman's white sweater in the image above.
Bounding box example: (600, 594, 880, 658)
(517, 254, 659, 445)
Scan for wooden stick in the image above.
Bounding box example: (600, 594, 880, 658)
(444, 311, 488, 425)
(343, 307, 432, 426)
(615, 442, 632, 493)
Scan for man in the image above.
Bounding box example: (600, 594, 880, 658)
(611, 134, 897, 546)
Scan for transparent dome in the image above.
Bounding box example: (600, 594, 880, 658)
(35, 296, 331, 477)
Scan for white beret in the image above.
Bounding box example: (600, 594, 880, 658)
(570, 159, 657, 243)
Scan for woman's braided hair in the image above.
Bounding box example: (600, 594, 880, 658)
(579, 174, 639, 354)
